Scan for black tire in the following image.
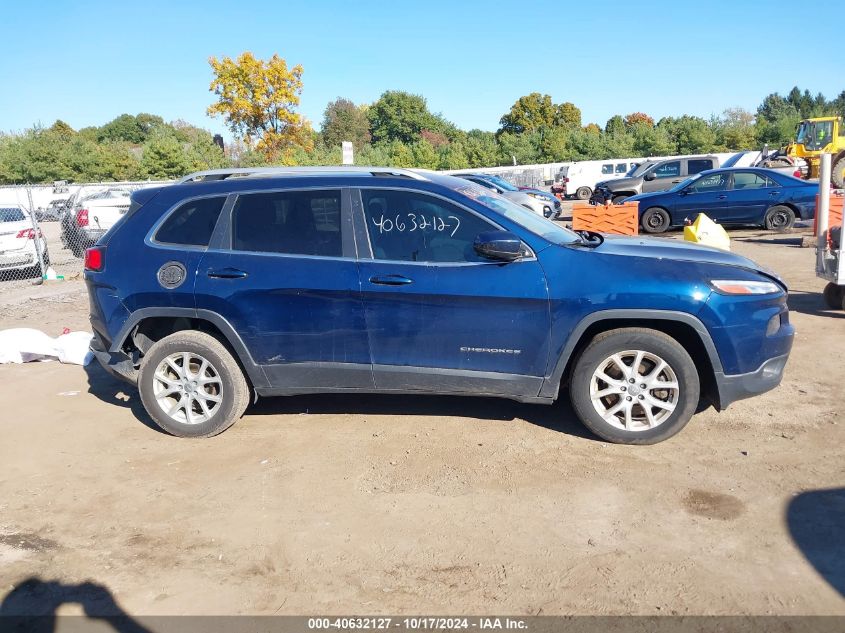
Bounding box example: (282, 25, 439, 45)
(612, 195, 629, 205)
(832, 154, 845, 189)
(569, 328, 700, 445)
(764, 205, 795, 231)
(824, 283, 845, 310)
(641, 207, 671, 234)
(138, 331, 250, 438)
(575, 186, 592, 200)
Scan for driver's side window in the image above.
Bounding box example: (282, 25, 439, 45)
(654, 161, 680, 178)
(688, 173, 729, 193)
(362, 190, 497, 263)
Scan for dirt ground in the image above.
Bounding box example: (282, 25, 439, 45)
(0, 222, 843, 617)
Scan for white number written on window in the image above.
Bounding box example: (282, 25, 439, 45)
(372, 213, 461, 238)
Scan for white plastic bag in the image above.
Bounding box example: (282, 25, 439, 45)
(0, 328, 94, 366)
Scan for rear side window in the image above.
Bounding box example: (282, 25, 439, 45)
(601, 164, 614, 174)
(732, 172, 777, 189)
(615, 163, 627, 173)
(232, 190, 342, 257)
(688, 159, 714, 175)
(0, 208, 26, 222)
(156, 197, 225, 246)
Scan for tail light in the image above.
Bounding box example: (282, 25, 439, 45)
(793, 170, 801, 178)
(76, 208, 89, 227)
(84, 246, 105, 272)
(15, 228, 42, 239)
(564, 177, 570, 183)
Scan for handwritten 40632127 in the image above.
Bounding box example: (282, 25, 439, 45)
(371, 213, 461, 238)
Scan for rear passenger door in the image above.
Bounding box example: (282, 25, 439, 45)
(724, 171, 780, 224)
(194, 188, 373, 392)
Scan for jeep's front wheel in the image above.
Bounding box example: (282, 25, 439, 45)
(138, 331, 249, 438)
(569, 328, 700, 444)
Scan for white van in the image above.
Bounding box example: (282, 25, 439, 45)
(557, 159, 644, 200)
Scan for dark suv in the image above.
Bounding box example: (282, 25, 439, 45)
(85, 167, 794, 444)
(591, 156, 720, 205)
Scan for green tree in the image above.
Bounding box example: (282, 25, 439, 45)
(411, 139, 439, 169)
(368, 91, 446, 144)
(321, 98, 371, 150)
(499, 93, 557, 134)
(98, 113, 164, 144)
(140, 130, 190, 179)
(438, 142, 469, 170)
(604, 115, 626, 136)
(463, 130, 498, 168)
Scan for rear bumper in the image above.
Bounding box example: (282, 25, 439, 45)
(90, 330, 137, 385)
(714, 352, 790, 410)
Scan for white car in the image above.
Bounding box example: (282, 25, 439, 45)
(0, 206, 48, 275)
(557, 159, 643, 200)
(63, 188, 132, 255)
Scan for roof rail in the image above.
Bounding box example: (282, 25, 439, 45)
(176, 166, 431, 184)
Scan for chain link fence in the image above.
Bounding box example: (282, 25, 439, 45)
(0, 180, 170, 290)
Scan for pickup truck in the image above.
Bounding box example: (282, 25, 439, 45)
(591, 156, 720, 205)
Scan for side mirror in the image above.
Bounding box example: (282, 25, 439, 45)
(473, 230, 526, 262)
(644, 172, 657, 181)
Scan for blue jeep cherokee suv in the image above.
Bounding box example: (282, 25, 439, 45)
(85, 166, 794, 444)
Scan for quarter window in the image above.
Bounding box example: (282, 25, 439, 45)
(231, 190, 342, 257)
(156, 197, 225, 246)
(654, 161, 681, 178)
(362, 189, 497, 263)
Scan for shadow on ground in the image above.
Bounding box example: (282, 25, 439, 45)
(787, 290, 845, 319)
(82, 362, 163, 434)
(83, 360, 595, 441)
(786, 488, 845, 597)
(0, 577, 151, 632)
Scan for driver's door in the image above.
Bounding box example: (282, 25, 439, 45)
(644, 160, 683, 192)
(672, 171, 730, 224)
(353, 188, 550, 397)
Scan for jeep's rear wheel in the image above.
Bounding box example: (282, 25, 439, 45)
(575, 186, 592, 200)
(138, 331, 249, 438)
(569, 328, 699, 444)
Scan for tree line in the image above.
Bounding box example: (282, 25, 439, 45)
(1, 50, 843, 184)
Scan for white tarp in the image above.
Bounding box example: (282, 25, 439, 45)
(0, 328, 94, 366)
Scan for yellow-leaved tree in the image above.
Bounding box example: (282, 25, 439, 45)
(207, 52, 313, 163)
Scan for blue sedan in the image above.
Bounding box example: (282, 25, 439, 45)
(625, 167, 818, 233)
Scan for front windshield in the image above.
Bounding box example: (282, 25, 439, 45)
(449, 181, 580, 245)
(486, 176, 519, 192)
(629, 162, 656, 177)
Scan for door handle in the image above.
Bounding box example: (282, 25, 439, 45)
(369, 274, 413, 286)
(207, 267, 248, 279)
(717, 195, 727, 200)
(671, 179, 683, 183)
(769, 191, 780, 195)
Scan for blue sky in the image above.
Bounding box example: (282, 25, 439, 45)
(1, 0, 841, 138)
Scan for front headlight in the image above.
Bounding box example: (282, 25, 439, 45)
(710, 279, 781, 295)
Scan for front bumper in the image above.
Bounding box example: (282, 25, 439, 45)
(714, 353, 790, 409)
